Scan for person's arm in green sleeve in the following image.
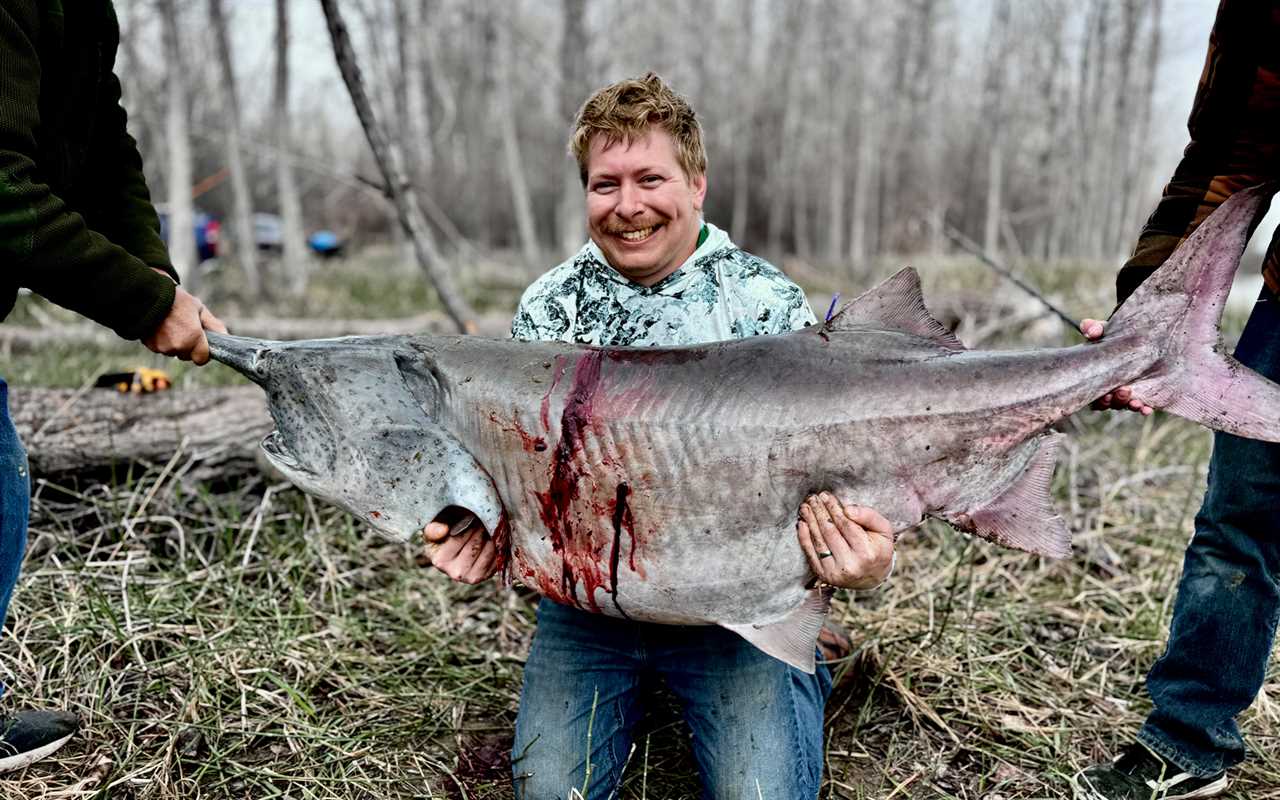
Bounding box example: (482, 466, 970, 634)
(0, 1, 175, 341)
(80, 68, 177, 284)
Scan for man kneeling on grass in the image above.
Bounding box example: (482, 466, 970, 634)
(420, 73, 896, 799)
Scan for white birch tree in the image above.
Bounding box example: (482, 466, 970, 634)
(157, 0, 197, 293)
(209, 0, 259, 298)
(274, 0, 309, 296)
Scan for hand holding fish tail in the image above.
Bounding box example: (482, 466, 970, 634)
(797, 493, 895, 590)
(1081, 318, 1155, 415)
(421, 510, 498, 584)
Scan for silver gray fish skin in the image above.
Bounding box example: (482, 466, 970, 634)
(208, 186, 1280, 672)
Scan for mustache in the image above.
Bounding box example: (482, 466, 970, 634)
(603, 221, 663, 235)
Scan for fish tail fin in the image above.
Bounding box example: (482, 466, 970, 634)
(1107, 184, 1280, 443)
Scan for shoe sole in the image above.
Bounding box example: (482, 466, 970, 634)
(0, 732, 75, 773)
(1071, 773, 1229, 800)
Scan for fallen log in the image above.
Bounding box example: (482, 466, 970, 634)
(10, 386, 272, 481)
(0, 312, 513, 354)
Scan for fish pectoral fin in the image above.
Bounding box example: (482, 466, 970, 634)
(941, 433, 1071, 558)
(825, 267, 965, 350)
(721, 587, 833, 675)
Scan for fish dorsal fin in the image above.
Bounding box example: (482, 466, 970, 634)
(940, 433, 1071, 558)
(721, 586, 832, 674)
(826, 267, 965, 350)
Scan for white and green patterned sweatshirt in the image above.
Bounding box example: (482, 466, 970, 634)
(510, 222, 815, 346)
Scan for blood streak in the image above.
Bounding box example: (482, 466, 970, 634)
(608, 482, 634, 618)
(486, 411, 545, 453)
(534, 351, 615, 612)
(490, 513, 511, 579)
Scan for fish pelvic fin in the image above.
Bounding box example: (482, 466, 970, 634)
(826, 267, 966, 350)
(942, 433, 1071, 558)
(721, 586, 832, 674)
(1108, 183, 1280, 443)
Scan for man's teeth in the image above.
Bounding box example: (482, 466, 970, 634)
(620, 226, 656, 241)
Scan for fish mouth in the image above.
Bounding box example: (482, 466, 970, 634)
(261, 430, 310, 476)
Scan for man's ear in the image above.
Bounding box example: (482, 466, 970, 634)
(690, 172, 707, 211)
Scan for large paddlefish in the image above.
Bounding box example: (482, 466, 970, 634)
(209, 186, 1280, 672)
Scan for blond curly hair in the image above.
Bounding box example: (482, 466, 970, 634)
(569, 72, 707, 185)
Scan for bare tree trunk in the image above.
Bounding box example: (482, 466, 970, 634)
(729, 133, 750, 245)
(729, 0, 768, 245)
(823, 0, 848, 263)
(1102, 0, 1142, 255)
(1121, 0, 1162, 247)
(1079, 0, 1110, 257)
(1038, 0, 1071, 262)
(390, 0, 431, 180)
(405, 0, 433, 175)
(978, 0, 1011, 259)
(157, 0, 197, 293)
(848, 86, 879, 264)
(420, 0, 457, 159)
(493, 6, 540, 267)
(556, 0, 587, 258)
(319, 0, 476, 333)
(793, 170, 812, 261)
(274, 0, 309, 296)
(764, 1, 808, 256)
(209, 0, 260, 298)
(117, 0, 165, 176)
(984, 133, 1004, 258)
(847, 13, 876, 267)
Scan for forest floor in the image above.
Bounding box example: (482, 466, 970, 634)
(1, 250, 1276, 799)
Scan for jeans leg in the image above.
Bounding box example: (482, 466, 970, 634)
(0, 378, 29, 638)
(655, 625, 832, 800)
(1139, 289, 1280, 776)
(512, 599, 645, 800)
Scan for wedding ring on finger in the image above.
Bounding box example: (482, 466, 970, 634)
(817, 551, 833, 559)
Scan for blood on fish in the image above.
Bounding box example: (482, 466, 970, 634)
(533, 351, 617, 612)
(486, 411, 546, 454)
(604, 348, 708, 365)
(490, 514, 511, 579)
(607, 483, 634, 619)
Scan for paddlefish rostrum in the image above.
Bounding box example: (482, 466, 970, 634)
(209, 186, 1280, 672)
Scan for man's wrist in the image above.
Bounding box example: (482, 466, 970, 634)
(151, 265, 179, 284)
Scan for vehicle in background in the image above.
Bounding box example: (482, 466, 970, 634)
(155, 209, 342, 264)
(308, 230, 344, 259)
(255, 213, 344, 258)
(253, 212, 283, 254)
(156, 206, 220, 262)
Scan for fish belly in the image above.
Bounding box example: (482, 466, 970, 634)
(492, 418, 812, 627)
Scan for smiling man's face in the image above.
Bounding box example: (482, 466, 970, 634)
(584, 127, 707, 287)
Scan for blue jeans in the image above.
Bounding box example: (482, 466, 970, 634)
(1138, 288, 1280, 776)
(512, 599, 832, 800)
(0, 378, 30, 695)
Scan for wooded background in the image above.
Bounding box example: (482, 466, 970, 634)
(120, 0, 1229, 296)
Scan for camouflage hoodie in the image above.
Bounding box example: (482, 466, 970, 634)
(511, 222, 815, 347)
